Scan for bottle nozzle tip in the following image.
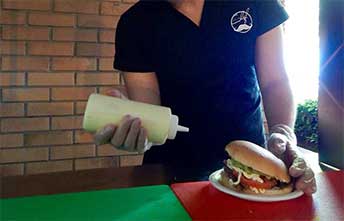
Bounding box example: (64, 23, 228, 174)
(177, 125, 189, 132)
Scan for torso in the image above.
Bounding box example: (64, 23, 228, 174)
(119, 0, 271, 181)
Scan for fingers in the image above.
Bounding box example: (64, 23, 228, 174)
(285, 144, 302, 167)
(269, 125, 316, 195)
(124, 118, 141, 152)
(295, 167, 317, 195)
(95, 115, 149, 153)
(94, 124, 116, 145)
(268, 124, 299, 166)
(304, 179, 317, 196)
(289, 157, 307, 177)
(267, 133, 288, 157)
(105, 89, 128, 100)
(111, 115, 135, 147)
(105, 89, 122, 97)
(271, 124, 292, 136)
(270, 124, 297, 145)
(136, 127, 148, 153)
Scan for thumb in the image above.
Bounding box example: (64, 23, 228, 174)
(105, 89, 127, 99)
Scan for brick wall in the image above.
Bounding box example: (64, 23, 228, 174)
(0, 0, 141, 176)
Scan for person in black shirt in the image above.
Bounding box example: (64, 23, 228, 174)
(94, 0, 316, 195)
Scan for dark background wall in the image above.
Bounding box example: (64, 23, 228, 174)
(318, 0, 344, 169)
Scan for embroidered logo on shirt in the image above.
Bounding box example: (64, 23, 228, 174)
(230, 8, 253, 33)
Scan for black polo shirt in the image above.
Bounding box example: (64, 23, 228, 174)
(114, 0, 288, 181)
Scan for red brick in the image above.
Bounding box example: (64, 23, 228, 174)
(1, 117, 49, 132)
(24, 131, 73, 146)
(120, 155, 143, 167)
(76, 72, 119, 85)
(75, 157, 118, 170)
(52, 57, 96, 71)
(51, 87, 96, 101)
(2, 0, 51, 10)
(54, 0, 99, 14)
(76, 43, 115, 57)
(0, 148, 49, 163)
(0, 103, 24, 117)
(99, 58, 115, 71)
(51, 116, 83, 130)
(52, 28, 97, 42)
(97, 144, 137, 156)
(0, 164, 24, 176)
(2, 88, 49, 101)
(2, 26, 50, 40)
(26, 160, 73, 175)
(100, 2, 132, 16)
(27, 102, 74, 116)
(78, 15, 119, 28)
(0, 134, 24, 148)
(28, 72, 74, 86)
(0, 73, 25, 86)
(0, 10, 26, 25)
(28, 42, 74, 56)
(0, 41, 26, 55)
(1, 56, 49, 71)
(99, 30, 116, 43)
(76, 102, 87, 114)
(74, 130, 93, 144)
(29, 12, 75, 26)
(50, 144, 95, 160)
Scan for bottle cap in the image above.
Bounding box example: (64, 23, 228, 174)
(168, 115, 189, 140)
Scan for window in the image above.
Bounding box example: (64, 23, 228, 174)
(283, 0, 320, 104)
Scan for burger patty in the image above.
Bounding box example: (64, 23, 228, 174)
(223, 160, 237, 181)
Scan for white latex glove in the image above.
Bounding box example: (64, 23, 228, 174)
(267, 124, 317, 195)
(93, 89, 154, 153)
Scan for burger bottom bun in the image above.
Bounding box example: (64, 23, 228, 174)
(242, 184, 293, 195)
(219, 170, 293, 195)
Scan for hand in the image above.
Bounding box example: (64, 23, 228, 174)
(93, 89, 153, 153)
(267, 124, 317, 195)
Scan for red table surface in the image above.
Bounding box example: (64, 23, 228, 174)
(171, 171, 344, 221)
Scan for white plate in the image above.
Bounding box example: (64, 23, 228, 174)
(209, 169, 304, 202)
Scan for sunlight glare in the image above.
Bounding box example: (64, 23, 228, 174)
(283, 0, 320, 104)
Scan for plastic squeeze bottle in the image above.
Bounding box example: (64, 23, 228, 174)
(83, 93, 189, 144)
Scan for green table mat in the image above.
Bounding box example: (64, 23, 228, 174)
(1, 185, 191, 221)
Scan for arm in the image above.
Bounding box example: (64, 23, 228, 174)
(97, 9, 161, 153)
(255, 26, 316, 195)
(255, 25, 296, 129)
(123, 71, 161, 105)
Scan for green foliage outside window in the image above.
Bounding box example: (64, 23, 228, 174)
(294, 99, 318, 152)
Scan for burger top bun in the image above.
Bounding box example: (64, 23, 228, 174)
(226, 140, 290, 183)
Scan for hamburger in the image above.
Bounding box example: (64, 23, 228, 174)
(219, 140, 292, 195)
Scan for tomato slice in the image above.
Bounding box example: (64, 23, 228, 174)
(233, 170, 277, 189)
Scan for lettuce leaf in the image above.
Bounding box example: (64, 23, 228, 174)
(229, 158, 265, 176)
